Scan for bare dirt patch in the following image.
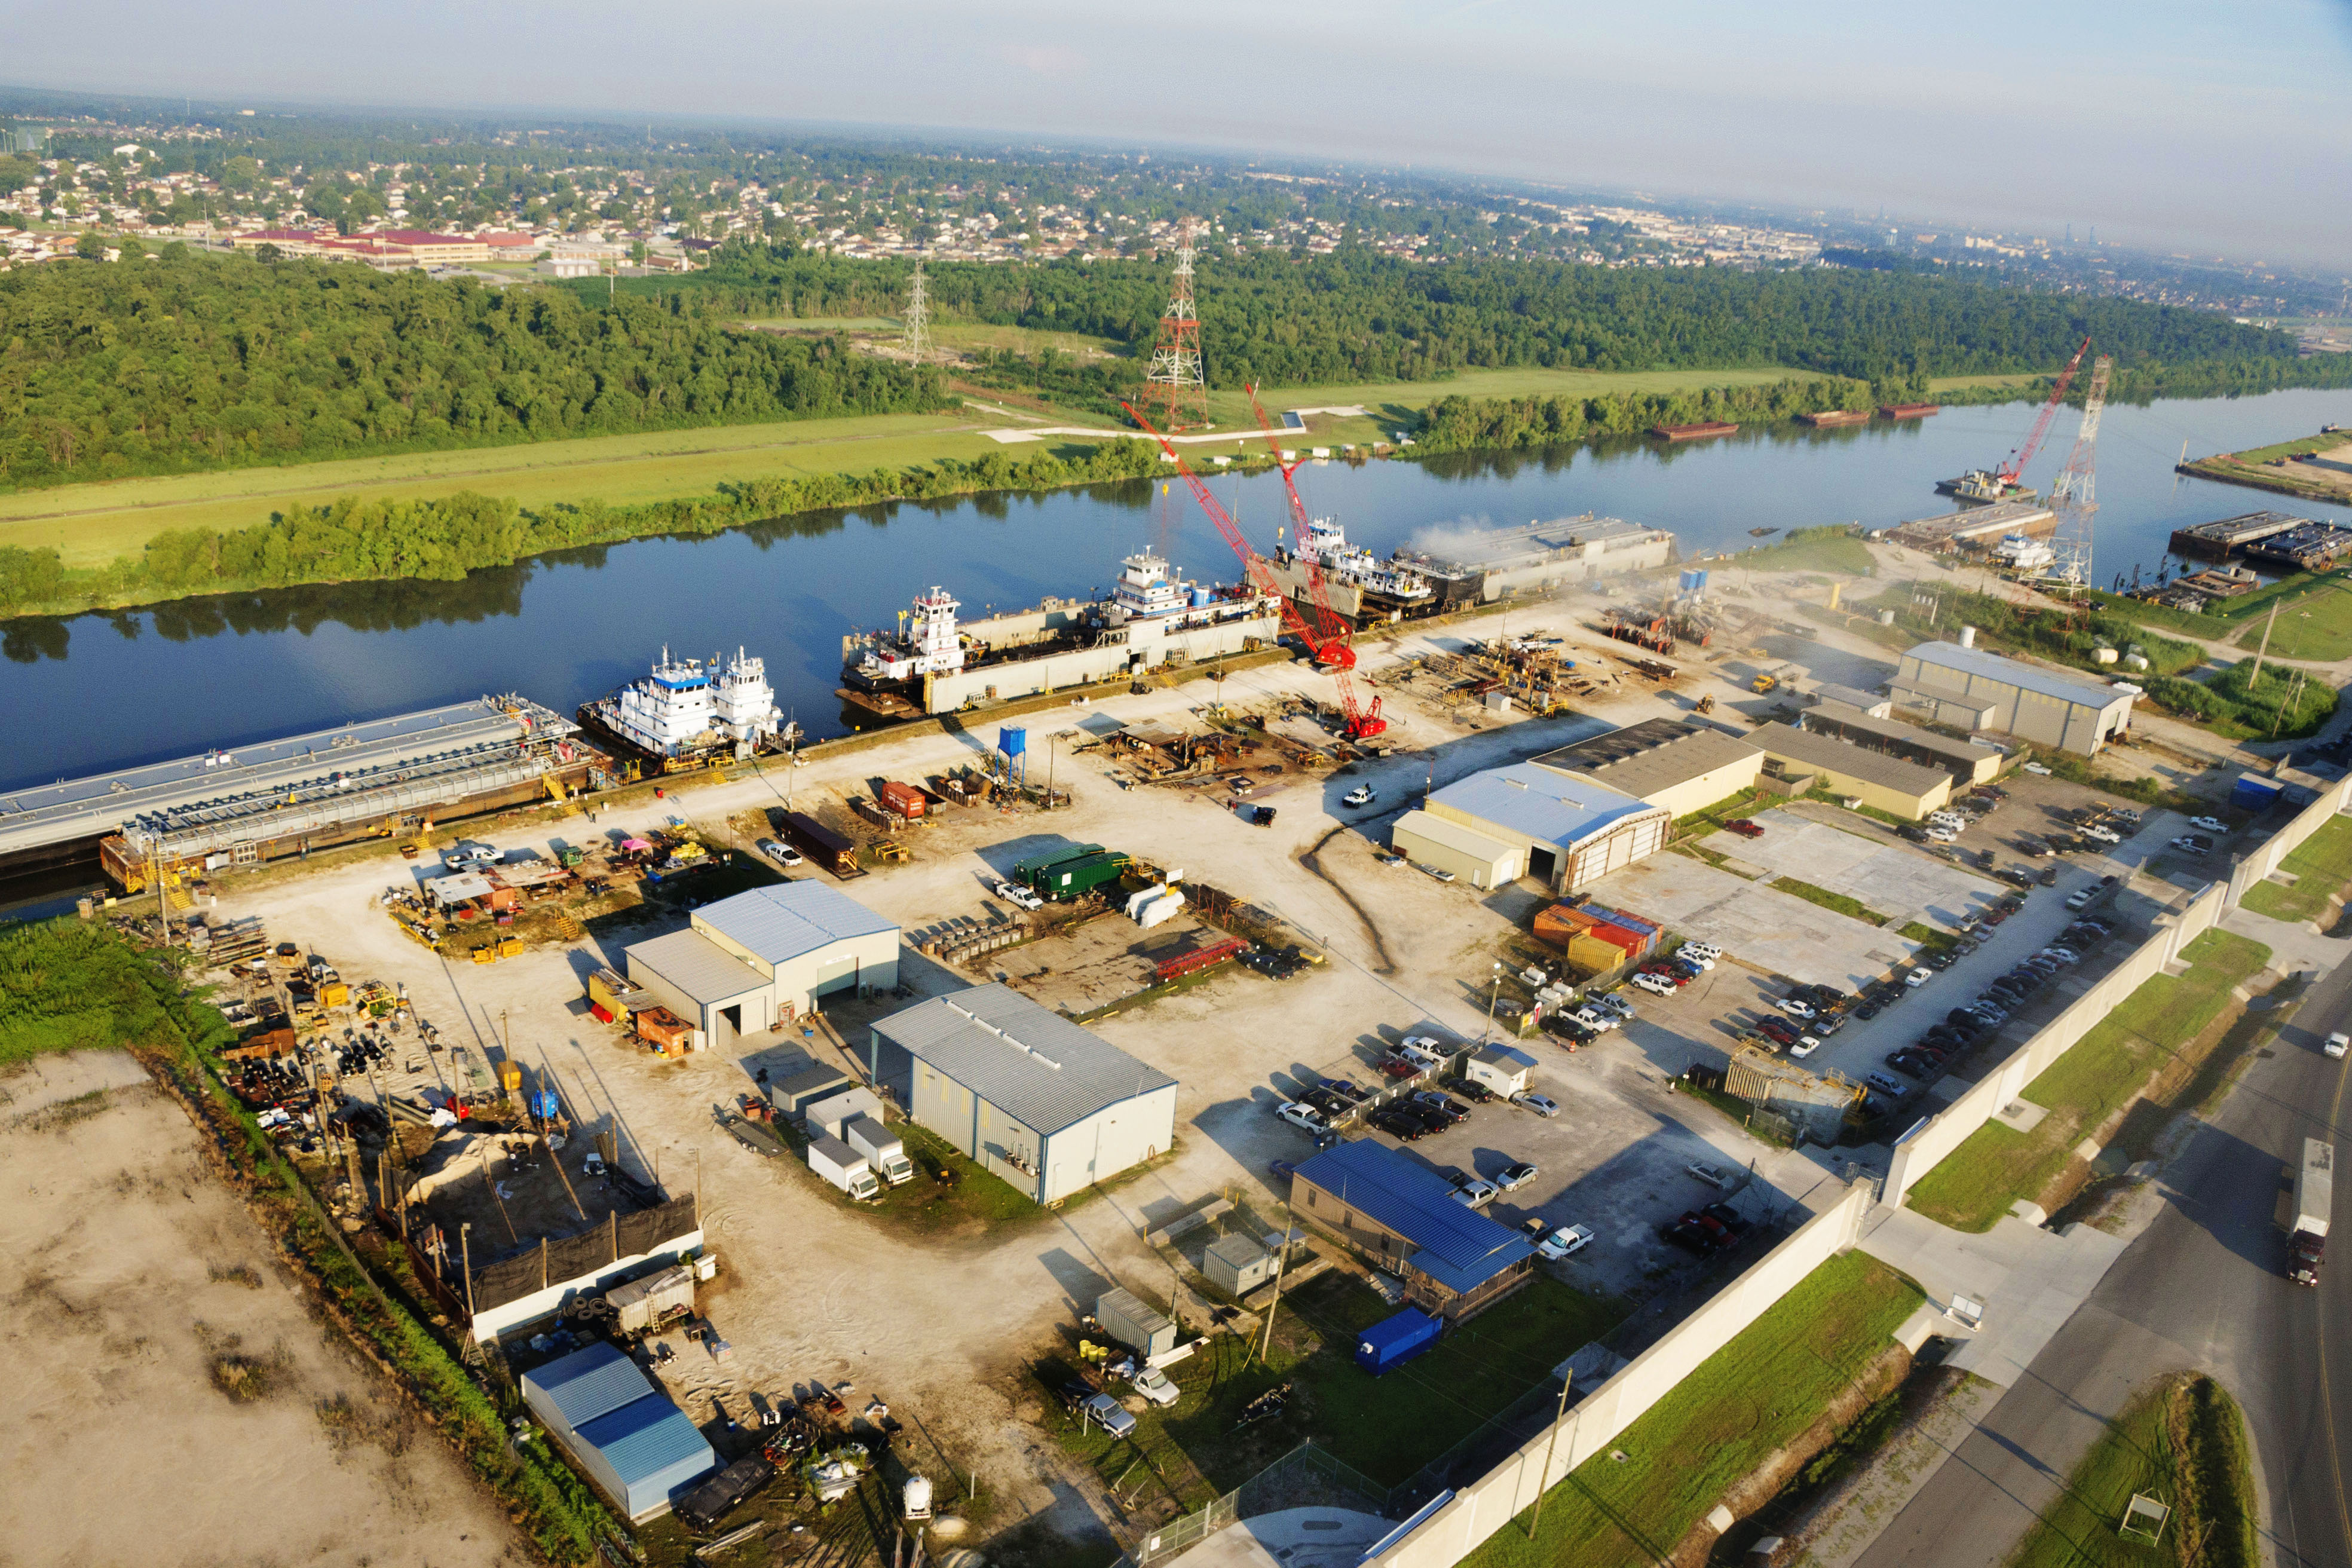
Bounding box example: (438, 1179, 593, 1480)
(0, 1051, 526, 1568)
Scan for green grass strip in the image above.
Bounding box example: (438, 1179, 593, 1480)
(1771, 877, 1892, 927)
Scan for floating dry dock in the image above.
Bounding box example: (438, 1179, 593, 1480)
(0, 696, 591, 898)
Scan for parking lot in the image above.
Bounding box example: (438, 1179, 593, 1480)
(1719, 809, 2006, 930)
(1591, 853, 1919, 989)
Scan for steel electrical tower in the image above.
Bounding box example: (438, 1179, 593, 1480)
(903, 258, 930, 365)
(2048, 353, 2112, 597)
(1141, 219, 1209, 431)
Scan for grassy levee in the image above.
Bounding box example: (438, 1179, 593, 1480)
(1907, 930, 2271, 1232)
(1459, 1251, 1922, 1568)
(1727, 523, 1878, 575)
(2240, 814, 2352, 924)
(1, 365, 1823, 577)
(0, 918, 624, 1563)
(2007, 1373, 2259, 1568)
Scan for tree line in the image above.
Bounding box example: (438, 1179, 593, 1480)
(0, 246, 951, 489)
(660, 239, 2325, 396)
(0, 434, 1180, 621)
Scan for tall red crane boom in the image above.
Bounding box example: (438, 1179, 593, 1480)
(1120, 401, 1385, 739)
(1997, 336, 2092, 486)
(1242, 385, 1383, 736)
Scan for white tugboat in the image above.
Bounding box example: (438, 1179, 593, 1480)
(579, 647, 790, 771)
(1289, 517, 1431, 602)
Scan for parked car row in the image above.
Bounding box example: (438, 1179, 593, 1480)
(1662, 1201, 1752, 1255)
(1876, 918, 2113, 1096)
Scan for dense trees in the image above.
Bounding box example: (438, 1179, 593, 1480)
(0, 246, 950, 488)
(667, 240, 2320, 397)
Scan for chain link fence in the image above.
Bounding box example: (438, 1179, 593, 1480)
(1117, 1443, 1393, 1568)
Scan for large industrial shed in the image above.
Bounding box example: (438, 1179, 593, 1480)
(626, 882, 899, 1051)
(1394, 762, 1670, 893)
(1533, 718, 1766, 818)
(1891, 640, 2135, 755)
(866, 984, 1178, 1204)
(1800, 700, 2003, 787)
(1288, 1141, 1535, 1321)
(1753, 724, 1955, 820)
(520, 1343, 715, 1521)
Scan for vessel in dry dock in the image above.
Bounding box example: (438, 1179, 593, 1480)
(840, 552, 1281, 721)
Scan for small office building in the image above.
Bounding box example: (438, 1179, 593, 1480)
(867, 985, 1177, 1204)
(1393, 763, 1671, 893)
(1800, 700, 2004, 787)
(625, 883, 899, 1051)
(1533, 718, 1766, 819)
(1891, 640, 2135, 755)
(1287, 1141, 1535, 1322)
(520, 1342, 715, 1521)
(1753, 724, 1956, 820)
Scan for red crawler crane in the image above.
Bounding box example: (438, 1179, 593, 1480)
(1120, 402, 1386, 739)
(1995, 336, 2092, 490)
(1241, 384, 1384, 736)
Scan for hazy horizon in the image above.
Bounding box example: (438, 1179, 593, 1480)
(2, 0, 2347, 272)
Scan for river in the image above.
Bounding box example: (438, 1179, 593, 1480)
(4, 387, 2347, 793)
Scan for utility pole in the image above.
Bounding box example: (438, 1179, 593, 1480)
(2250, 596, 2282, 687)
(1257, 1205, 1293, 1365)
(1526, 1374, 1575, 1538)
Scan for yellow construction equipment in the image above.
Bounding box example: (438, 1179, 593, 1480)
(1751, 673, 1778, 694)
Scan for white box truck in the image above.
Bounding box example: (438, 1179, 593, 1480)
(808, 1134, 882, 1202)
(845, 1116, 915, 1186)
(2284, 1137, 2333, 1287)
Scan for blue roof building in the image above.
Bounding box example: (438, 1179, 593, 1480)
(1288, 1141, 1536, 1321)
(520, 1343, 716, 1521)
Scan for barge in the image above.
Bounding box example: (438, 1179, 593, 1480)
(1878, 403, 1941, 420)
(1795, 410, 1872, 428)
(1387, 515, 1678, 604)
(2169, 510, 2312, 560)
(1650, 421, 1740, 442)
(840, 552, 1280, 721)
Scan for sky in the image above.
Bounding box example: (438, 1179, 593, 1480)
(3, 0, 2348, 270)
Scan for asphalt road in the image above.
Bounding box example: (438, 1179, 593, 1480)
(1853, 943, 2352, 1568)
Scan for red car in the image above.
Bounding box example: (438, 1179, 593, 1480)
(1723, 819, 1765, 838)
(1377, 1056, 1421, 1079)
(1639, 964, 1689, 986)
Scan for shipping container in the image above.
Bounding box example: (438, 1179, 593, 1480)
(783, 811, 862, 878)
(1354, 1307, 1442, 1374)
(1014, 843, 1105, 882)
(605, 1264, 696, 1334)
(2232, 774, 2285, 813)
(875, 780, 928, 822)
(588, 967, 644, 1018)
(635, 1007, 695, 1055)
(1095, 1287, 1177, 1358)
(1031, 850, 1126, 902)
(1585, 920, 1652, 958)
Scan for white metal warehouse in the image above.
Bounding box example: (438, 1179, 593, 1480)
(625, 882, 898, 1051)
(865, 984, 1177, 1204)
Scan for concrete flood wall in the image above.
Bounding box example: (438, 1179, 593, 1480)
(1879, 879, 2227, 1206)
(1366, 1181, 1875, 1568)
(2228, 771, 2352, 905)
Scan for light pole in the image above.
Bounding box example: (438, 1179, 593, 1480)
(1527, 1373, 1573, 1538)
(1484, 961, 1503, 1043)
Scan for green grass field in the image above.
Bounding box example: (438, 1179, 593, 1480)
(1907, 930, 2271, 1232)
(2240, 815, 2352, 924)
(1726, 525, 1879, 575)
(2007, 1374, 2259, 1568)
(0, 363, 1836, 572)
(2220, 583, 2352, 662)
(1460, 1251, 1922, 1568)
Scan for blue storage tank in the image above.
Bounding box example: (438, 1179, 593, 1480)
(2232, 773, 2284, 812)
(1355, 1307, 1443, 1375)
(1192, 586, 1214, 608)
(531, 1089, 561, 1121)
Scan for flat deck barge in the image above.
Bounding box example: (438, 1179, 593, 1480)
(2170, 510, 2313, 560)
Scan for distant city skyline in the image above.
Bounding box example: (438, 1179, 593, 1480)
(1, 0, 2345, 271)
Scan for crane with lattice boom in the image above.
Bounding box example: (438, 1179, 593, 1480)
(1120, 402, 1386, 738)
(1996, 336, 2092, 489)
(1242, 386, 1385, 734)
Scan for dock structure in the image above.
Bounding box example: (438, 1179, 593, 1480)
(2169, 510, 2310, 560)
(1887, 500, 2057, 554)
(0, 696, 590, 893)
(2246, 521, 2352, 572)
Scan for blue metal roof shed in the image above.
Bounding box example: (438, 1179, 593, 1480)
(1292, 1142, 1534, 1315)
(520, 1343, 716, 1521)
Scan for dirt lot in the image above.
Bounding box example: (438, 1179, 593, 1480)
(186, 583, 1869, 1558)
(0, 1051, 525, 1568)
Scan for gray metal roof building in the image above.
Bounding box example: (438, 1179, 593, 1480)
(1800, 700, 2003, 786)
(868, 984, 1178, 1203)
(696, 882, 900, 964)
(1532, 719, 1765, 816)
(1752, 723, 1957, 819)
(625, 882, 899, 1051)
(1892, 641, 2135, 755)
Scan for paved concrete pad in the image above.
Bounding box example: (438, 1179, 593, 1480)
(1162, 1507, 1392, 1568)
(1855, 1203, 2129, 1388)
(1591, 855, 1914, 989)
(1732, 811, 2007, 930)
(2222, 902, 2351, 975)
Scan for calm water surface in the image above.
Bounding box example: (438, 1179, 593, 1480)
(4, 387, 2347, 791)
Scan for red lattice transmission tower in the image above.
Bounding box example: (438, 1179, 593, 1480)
(1140, 218, 1209, 432)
